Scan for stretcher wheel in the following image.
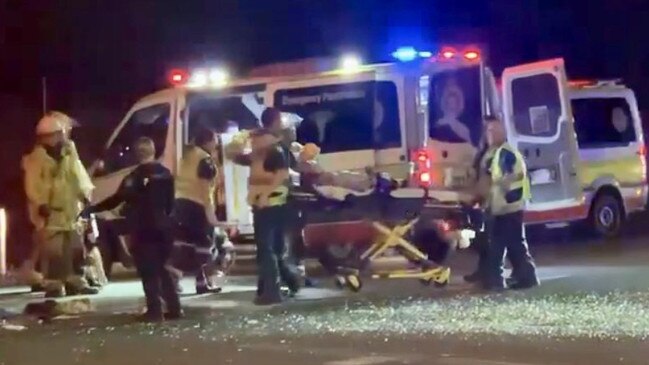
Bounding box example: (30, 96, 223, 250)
(335, 275, 346, 289)
(419, 278, 432, 286)
(434, 279, 449, 288)
(345, 275, 362, 292)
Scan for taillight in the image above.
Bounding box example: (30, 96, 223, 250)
(434, 219, 454, 233)
(411, 149, 432, 188)
(639, 145, 647, 183)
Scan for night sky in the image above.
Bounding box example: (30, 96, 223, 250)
(1, 0, 649, 200)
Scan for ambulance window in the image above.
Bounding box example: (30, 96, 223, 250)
(572, 97, 636, 148)
(276, 81, 399, 153)
(428, 67, 483, 147)
(102, 103, 170, 175)
(510, 74, 561, 137)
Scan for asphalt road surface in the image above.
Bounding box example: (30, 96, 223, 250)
(2, 219, 649, 365)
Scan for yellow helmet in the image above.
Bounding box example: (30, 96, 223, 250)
(35, 111, 78, 135)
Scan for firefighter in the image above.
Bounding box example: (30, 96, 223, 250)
(231, 107, 300, 305)
(83, 137, 181, 322)
(482, 116, 539, 290)
(173, 127, 222, 294)
(22, 112, 98, 297)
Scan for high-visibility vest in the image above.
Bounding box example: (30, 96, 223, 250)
(489, 143, 531, 216)
(175, 146, 216, 211)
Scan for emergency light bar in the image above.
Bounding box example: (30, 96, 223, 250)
(391, 46, 482, 63)
(168, 67, 229, 88)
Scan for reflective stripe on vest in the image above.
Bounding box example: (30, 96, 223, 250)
(175, 146, 216, 209)
(489, 143, 531, 215)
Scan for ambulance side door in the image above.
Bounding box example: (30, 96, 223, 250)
(91, 98, 176, 206)
(502, 59, 584, 220)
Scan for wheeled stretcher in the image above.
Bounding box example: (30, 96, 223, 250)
(290, 180, 478, 292)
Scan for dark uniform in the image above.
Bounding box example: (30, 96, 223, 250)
(86, 162, 180, 319)
(173, 145, 221, 294)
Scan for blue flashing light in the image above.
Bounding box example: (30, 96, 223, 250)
(392, 47, 433, 62)
(392, 47, 418, 62)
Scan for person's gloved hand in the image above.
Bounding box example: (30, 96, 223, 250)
(37, 205, 50, 218)
(78, 206, 93, 220)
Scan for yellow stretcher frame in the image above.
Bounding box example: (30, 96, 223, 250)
(334, 217, 451, 292)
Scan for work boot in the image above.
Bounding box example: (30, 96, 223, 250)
(66, 284, 100, 296)
(31, 283, 46, 293)
(254, 295, 283, 306)
(463, 270, 482, 283)
(137, 312, 164, 323)
(164, 310, 184, 321)
(44, 287, 66, 298)
(507, 277, 540, 290)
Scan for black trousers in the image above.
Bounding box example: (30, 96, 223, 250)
(132, 231, 181, 315)
(253, 205, 298, 299)
(485, 211, 538, 288)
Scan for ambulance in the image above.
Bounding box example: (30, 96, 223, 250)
(90, 46, 646, 272)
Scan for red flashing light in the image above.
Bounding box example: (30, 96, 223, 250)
(417, 150, 429, 162)
(420, 172, 431, 184)
(168, 69, 188, 86)
(464, 51, 480, 60)
(638, 144, 646, 157)
(441, 50, 456, 60)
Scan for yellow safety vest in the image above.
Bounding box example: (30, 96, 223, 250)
(175, 146, 216, 211)
(247, 133, 289, 208)
(489, 143, 531, 216)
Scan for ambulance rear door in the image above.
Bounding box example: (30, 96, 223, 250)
(501, 58, 585, 223)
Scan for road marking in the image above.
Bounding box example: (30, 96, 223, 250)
(324, 356, 397, 365)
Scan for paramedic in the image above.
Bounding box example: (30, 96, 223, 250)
(233, 107, 300, 305)
(83, 137, 180, 322)
(174, 127, 222, 294)
(23, 112, 98, 298)
(483, 116, 539, 290)
(464, 124, 515, 284)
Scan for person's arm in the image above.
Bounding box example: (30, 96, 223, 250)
(87, 175, 133, 214)
(495, 148, 522, 189)
(197, 157, 219, 225)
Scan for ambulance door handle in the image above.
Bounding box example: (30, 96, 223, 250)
(400, 155, 406, 161)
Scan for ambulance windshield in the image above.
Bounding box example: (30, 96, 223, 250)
(186, 90, 265, 141)
(428, 66, 483, 147)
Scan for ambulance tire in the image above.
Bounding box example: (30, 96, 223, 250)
(589, 193, 623, 239)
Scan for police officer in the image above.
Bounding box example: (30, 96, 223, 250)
(174, 127, 221, 294)
(83, 137, 180, 322)
(482, 116, 539, 290)
(232, 108, 300, 305)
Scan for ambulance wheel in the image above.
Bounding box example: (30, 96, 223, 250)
(345, 275, 362, 292)
(590, 193, 623, 238)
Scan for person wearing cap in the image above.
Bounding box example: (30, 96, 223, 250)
(83, 137, 180, 322)
(22, 111, 98, 297)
